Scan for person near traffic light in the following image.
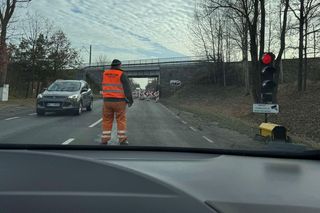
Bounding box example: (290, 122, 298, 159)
(101, 59, 133, 145)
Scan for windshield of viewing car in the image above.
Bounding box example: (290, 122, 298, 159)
(48, 82, 81, 92)
(0, 0, 319, 154)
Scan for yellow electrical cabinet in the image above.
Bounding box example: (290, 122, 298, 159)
(259, 123, 288, 141)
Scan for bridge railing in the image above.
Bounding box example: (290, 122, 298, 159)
(80, 56, 209, 68)
(122, 56, 209, 65)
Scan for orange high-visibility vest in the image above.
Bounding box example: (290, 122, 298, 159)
(102, 69, 126, 98)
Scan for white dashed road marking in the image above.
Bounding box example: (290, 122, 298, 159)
(181, 120, 187, 124)
(202, 136, 214, 143)
(4, 117, 19, 121)
(89, 118, 103, 128)
(189, 126, 197, 132)
(28, 113, 37, 116)
(62, 138, 75, 145)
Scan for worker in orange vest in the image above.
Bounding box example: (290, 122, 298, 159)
(101, 59, 133, 145)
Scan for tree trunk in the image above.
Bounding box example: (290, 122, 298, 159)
(248, 0, 261, 103)
(25, 81, 30, 98)
(243, 19, 250, 94)
(298, 0, 304, 92)
(274, 0, 289, 103)
(278, 1, 284, 84)
(0, 22, 7, 85)
(303, 19, 308, 91)
(243, 58, 249, 94)
(209, 17, 216, 84)
(0, 0, 20, 88)
(36, 81, 41, 97)
(213, 64, 217, 84)
(31, 80, 34, 98)
(280, 59, 284, 83)
(249, 30, 260, 103)
(313, 24, 316, 58)
(259, 0, 266, 60)
(268, 0, 272, 52)
(223, 62, 226, 87)
(0, 43, 8, 87)
(217, 20, 222, 86)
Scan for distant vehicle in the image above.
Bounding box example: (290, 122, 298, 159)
(36, 80, 93, 116)
(170, 80, 182, 87)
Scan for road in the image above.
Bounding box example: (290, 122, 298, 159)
(0, 99, 264, 149)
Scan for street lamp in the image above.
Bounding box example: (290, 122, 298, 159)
(80, 45, 92, 66)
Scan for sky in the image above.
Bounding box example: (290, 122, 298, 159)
(16, 0, 196, 64)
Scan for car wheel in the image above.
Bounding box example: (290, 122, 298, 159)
(36, 109, 45, 116)
(86, 100, 93, 111)
(74, 102, 83, 116)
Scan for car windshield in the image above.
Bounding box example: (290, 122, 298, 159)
(48, 82, 81, 92)
(0, 0, 319, 155)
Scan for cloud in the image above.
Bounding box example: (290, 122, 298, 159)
(70, 7, 82, 14)
(17, 0, 195, 61)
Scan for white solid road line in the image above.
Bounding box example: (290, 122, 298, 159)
(202, 136, 214, 143)
(181, 120, 187, 124)
(4, 117, 20, 121)
(62, 138, 75, 145)
(159, 103, 176, 116)
(189, 126, 197, 132)
(28, 113, 37, 116)
(89, 118, 103, 128)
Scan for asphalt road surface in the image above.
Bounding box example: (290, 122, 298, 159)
(0, 99, 264, 149)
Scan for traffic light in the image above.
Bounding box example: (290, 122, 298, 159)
(261, 52, 276, 103)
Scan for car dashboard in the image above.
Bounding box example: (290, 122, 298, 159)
(0, 148, 319, 213)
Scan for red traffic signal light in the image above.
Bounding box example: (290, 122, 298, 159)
(260, 52, 276, 103)
(261, 53, 275, 65)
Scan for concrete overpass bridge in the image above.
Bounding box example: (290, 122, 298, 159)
(77, 56, 211, 96)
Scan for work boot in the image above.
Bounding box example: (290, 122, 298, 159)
(119, 140, 129, 145)
(101, 137, 111, 145)
(101, 140, 109, 145)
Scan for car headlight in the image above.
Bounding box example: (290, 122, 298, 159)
(37, 94, 43, 99)
(68, 94, 80, 100)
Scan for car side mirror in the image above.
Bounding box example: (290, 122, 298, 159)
(42, 88, 47, 92)
(81, 88, 88, 93)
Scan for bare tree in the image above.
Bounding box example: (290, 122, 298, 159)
(203, 0, 263, 101)
(21, 13, 53, 97)
(0, 0, 31, 87)
(200, 0, 290, 103)
(224, 6, 250, 94)
(272, 0, 290, 103)
(303, 0, 320, 90)
(190, 3, 218, 83)
(95, 54, 110, 66)
(289, 0, 320, 91)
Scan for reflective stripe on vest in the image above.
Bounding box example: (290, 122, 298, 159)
(102, 90, 124, 93)
(102, 69, 126, 98)
(102, 84, 123, 88)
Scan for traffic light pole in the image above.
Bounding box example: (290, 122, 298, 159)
(265, 113, 268, 123)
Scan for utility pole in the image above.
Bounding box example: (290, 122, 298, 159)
(89, 45, 92, 66)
